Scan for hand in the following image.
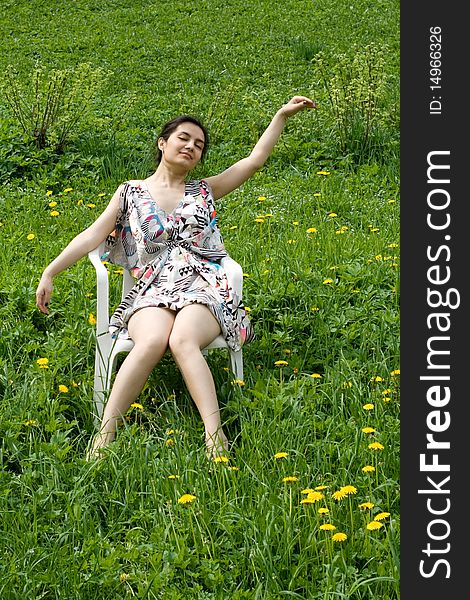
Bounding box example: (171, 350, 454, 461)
(280, 95, 317, 118)
(36, 274, 53, 314)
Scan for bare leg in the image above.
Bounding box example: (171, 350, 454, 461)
(88, 307, 175, 457)
(169, 304, 228, 457)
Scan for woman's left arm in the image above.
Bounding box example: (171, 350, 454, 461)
(205, 95, 316, 200)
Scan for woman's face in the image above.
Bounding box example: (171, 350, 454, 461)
(159, 123, 205, 169)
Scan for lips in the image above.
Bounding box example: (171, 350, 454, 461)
(180, 152, 192, 159)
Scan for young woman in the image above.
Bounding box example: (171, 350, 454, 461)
(35, 95, 316, 459)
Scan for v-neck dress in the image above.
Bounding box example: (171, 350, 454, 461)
(102, 179, 253, 351)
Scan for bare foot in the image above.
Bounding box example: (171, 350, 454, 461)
(205, 429, 229, 459)
(85, 431, 114, 461)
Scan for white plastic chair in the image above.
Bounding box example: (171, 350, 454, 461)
(88, 242, 244, 422)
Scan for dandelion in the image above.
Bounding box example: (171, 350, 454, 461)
(306, 227, 317, 233)
(274, 452, 289, 459)
(318, 507, 330, 515)
(310, 373, 322, 379)
(327, 212, 337, 218)
(320, 523, 336, 531)
(359, 502, 375, 510)
(24, 419, 38, 426)
(287, 239, 297, 244)
(98, 192, 106, 197)
(63, 187, 73, 193)
(48, 201, 57, 207)
(264, 213, 273, 218)
(257, 196, 266, 202)
(86, 203, 96, 208)
(232, 379, 245, 387)
(311, 306, 320, 312)
(390, 369, 400, 377)
(254, 217, 265, 223)
(50, 210, 60, 217)
(292, 220, 299, 226)
(332, 532, 347, 542)
(382, 388, 391, 395)
(77, 199, 83, 205)
(362, 465, 375, 473)
(36, 358, 49, 367)
(130, 402, 143, 410)
(46, 190, 53, 196)
(374, 512, 391, 521)
(282, 476, 298, 483)
(315, 485, 328, 491)
(383, 396, 392, 403)
(314, 192, 321, 197)
(332, 489, 347, 501)
(305, 491, 324, 503)
(119, 573, 130, 583)
(343, 381, 352, 388)
(372, 376, 384, 382)
(213, 455, 230, 463)
(322, 278, 333, 285)
(229, 225, 238, 230)
(168, 475, 180, 480)
(363, 403, 374, 411)
(301, 488, 314, 494)
(274, 360, 288, 367)
(316, 170, 330, 176)
(368, 442, 384, 450)
(88, 313, 97, 325)
(367, 521, 383, 531)
(27, 233, 35, 240)
(227, 466, 240, 471)
(166, 438, 175, 446)
(178, 494, 196, 504)
(362, 427, 376, 434)
(58, 384, 69, 393)
(340, 485, 357, 496)
(244, 306, 251, 312)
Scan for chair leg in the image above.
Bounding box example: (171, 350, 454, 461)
(93, 337, 113, 426)
(230, 350, 243, 382)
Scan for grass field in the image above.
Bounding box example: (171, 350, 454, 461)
(0, 1, 400, 598)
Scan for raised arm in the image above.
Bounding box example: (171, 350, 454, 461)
(205, 95, 316, 200)
(35, 185, 123, 314)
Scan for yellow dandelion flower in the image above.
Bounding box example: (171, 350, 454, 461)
(86, 203, 96, 209)
(301, 488, 315, 494)
(63, 187, 73, 193)
(313, 192, 321, 197)
(306, 227, 317, 233)
(254, 217, 265, 223)
(244, 306, 251, 312)
(368, 442, 384, 450)
(362, 427, 376, 434)
(77, 199, 83, 205)
(320, 523, 336, 531)
(372, 376, 384, 382)
(166, 438, 175, 446)
(369, 227, 380, 233)
(119, 573, 130, 583)
(383, 396, 392, 403)
(264, 213, 273, 218)
(315, 485, 328, 491)
(359, 502, 375, 510)
(227, 466, 240, 471)
(311, 306, 320, 312)
(316, 170, 330, 176)
(363, 403, 374, 411)
(332, 532, 347, 542)
(322, 278, 333, 285)
(343, 381, 352, 388)
(88, 313, 97, 325)
(232, 379, 245, 386)
(58, 384, 69, 393)
(50, 210, 60, 217)
(274, 452, 289, 459)
(27, 233, 35, 241)
(46, 190, 53, 196)
(318, 507, 329, 514)
(274, 360, 288, 367)
(292, 220, 299, 226)
(178, 494, 196, 504)
(130, 402, 143, 410)
(332, 489, 347, 501)
(213, 455, 230, 463)
(367, 521, 383, 531)
(98, 192, 106, 197)
(340, 485, 357, 496)
(229, 225, 238, 230)
(300, 497, 316, 505)
(382, 388, 391, 395)
(24, 419, 38, 426)
(282, 476, 298, 483)
(374, 512, 391, 521)
(310, 373, 322, 379)
(36, 358, 49, 366)
(390, 369, 400, 377)
(306, 491, 324, 502)
(328, 212, 337, 217)
(257, 196, 266, 202)
(242, 273, 250, 278)
(48, 201, 58, 208)
(362, 465, 375, 473)
(168, 475, 180, 479)
(388, 242, 398, 248)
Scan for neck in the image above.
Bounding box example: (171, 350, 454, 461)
(150, 162, 188, 187)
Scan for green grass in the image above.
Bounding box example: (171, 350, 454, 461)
(0, 1, 399, 597)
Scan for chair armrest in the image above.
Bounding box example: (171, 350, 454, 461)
(220, 255, 243, 296)
(88, 242, 110, 336)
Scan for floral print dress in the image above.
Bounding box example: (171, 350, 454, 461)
(103, 179, 253, 351)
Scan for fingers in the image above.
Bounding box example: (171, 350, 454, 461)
(36, 288, 50, 314)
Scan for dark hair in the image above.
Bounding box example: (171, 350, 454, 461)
(155, 115, 209, 165)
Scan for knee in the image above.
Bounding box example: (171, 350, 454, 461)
(168, 331, 199, 361)
(134, 334, 168, 360)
